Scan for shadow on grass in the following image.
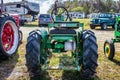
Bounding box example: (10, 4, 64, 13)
(30, 71, 51, 80)
(111, 59, 120, 66)
(0, 53, 19, 80)
(62, 70, 101, 80)
(59, 54, 101, 80)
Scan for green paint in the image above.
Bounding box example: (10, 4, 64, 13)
(48, 22, 83, 28)
(55, 15, 64, 21)
(113, 16, 120, 43)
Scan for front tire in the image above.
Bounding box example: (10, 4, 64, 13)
(26, 30, 41, 77)
(90, 25, 95, 29)
(20, 20, 25, 26)
(19, 30, 23, 44)
(101, 23, 107, 30)
(81, 30, 98, 79)
(104, 40, 115, 60)
(39, 24, 42, 27)
(0, 16, 19, 58)
(112, 24, 115, 29)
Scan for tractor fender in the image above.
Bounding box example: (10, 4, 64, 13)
(39, 29, 48, 42)
(29, 29, 48, 42)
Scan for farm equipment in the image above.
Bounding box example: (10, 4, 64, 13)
(90, 13, 116, 30)
(104, 16, 120, 60)
(0, 0, 22, 59)
(26, 1, 98, 79)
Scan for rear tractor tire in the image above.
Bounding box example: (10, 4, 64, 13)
(26, 30, 42, 77)
(104, 40, 115, 60)
(81, 30, 98, 80)
(0, 16, 19, 59)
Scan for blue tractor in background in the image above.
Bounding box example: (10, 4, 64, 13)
(90, 13, 116, 30)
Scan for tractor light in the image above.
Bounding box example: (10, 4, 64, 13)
(64, 41, 76, 51)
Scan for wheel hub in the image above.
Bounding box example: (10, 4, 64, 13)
(2, 23, 14, 51)
(105, 43, 110, 57)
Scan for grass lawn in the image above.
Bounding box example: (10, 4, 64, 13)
(73, 18, 91, 29)
(24, 20, 38, 27)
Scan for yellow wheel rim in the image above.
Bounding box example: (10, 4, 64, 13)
(105, 43, 111, 57)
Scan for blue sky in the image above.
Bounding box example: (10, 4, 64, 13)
(39, 0, 56, 14)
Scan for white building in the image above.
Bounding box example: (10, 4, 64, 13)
(88, 13, 98, 18)
(69, 12, 85, 19)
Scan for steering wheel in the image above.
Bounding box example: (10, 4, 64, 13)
(51, 6, 71, 22)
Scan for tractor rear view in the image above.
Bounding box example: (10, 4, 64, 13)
(26, 1, 98, 79)
(0, 0, 22, 59)
(104, 16, 120, 60)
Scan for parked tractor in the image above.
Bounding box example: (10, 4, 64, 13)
(0, 0, 22, 59)
(26, 2, 98, 79)
(90, 13, 116, 30)
(104, 16, 120, 60)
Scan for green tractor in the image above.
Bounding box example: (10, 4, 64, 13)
(104, 16, 120, 60)
(26, 5, 98, 79)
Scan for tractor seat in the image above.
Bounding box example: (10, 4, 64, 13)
(50, 29, 76, 34)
